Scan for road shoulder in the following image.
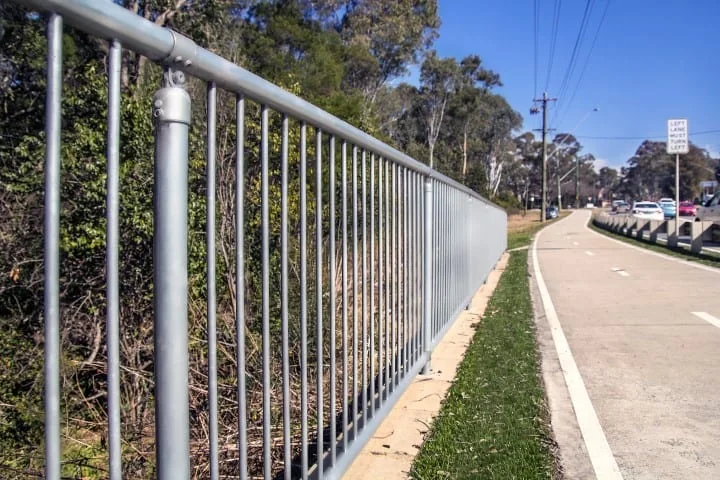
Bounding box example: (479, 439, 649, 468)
(528, 212, 596, 479)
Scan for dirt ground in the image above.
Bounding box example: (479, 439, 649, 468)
(508, 210, 572, 234)
(507, 210, 544, 234)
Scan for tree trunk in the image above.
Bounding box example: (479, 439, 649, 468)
(429, 142, 435, 169)
(462, 129, 468, 179)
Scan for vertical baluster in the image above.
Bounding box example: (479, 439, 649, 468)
(403, 169, 409, 375)
(369, 153, 375, 416)
(329, 135, 337, 467)
(43, 14, 63, 480)
(384, 161, 391, 391)
(300, 122, 309, 479)
(206, 81, 219, 480)
(341, 141, 349, 452)
(361, 150, 368, 425)
(235, 94, 248, 480)
(315, 128, 324, 477)
(281, 114, 291, 480)
(106, 38, 122, 480)
(351, 145, 359, 440)
(392, 164, 398, 387)
(377, 159, 384, 402)
(260, 105, 271, 480)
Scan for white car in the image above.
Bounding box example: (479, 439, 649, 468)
(696, 192, 720, 221)
(632, 201, 664, 221)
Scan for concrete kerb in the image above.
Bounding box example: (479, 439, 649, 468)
(614, 217, 623, 233)
(587, 216, 720, 275)
(635, 218, 650, 239)
(691, 221, 704, 254)
(625, 217, 636, 237)
(649, 219, 666, 243)
(594, 213, 720, 257)
(342, 252, 510, 480)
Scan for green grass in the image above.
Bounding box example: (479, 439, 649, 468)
(410, 251, 556, 480)
(507, 213, 568, 250)
(590, 220, 720, 269)
(507, 229, 538, 251)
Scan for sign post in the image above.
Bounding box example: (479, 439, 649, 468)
(667, 119, 689, 242)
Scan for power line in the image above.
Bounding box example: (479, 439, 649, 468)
(552, 0, 596, 126)
(576, 129, 720, 140)
(554, 0, 595, 101)
(534, 0, 539, 98)
(554, 0, 611, 129)
(544, 0, 563, 91)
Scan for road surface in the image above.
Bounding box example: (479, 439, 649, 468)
(533, 210, 720, 479)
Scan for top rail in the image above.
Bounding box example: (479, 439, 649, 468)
(20, 0, 502, 209)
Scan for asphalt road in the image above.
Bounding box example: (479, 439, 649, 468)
(533, 210, 720, 479)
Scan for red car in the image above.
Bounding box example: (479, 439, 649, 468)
(678, 201, 697, 217)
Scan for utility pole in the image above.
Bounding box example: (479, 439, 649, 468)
(532, 92, 557, 222)
(575, 156, 580, 209)
(557, 161, 562, 211)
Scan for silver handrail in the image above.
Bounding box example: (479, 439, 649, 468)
(14, 1, 508, 479)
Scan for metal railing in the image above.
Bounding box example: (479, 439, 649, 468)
(16, 0, 507, 478)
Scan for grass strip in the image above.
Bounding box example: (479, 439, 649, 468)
(410, 251, 555, 480)
(590, 220, 720, 269)
(507, 212, 569, 250)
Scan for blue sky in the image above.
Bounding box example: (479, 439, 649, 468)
(403, 0, 720, 170)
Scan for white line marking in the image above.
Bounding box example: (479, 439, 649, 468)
(610, 267, 630, 277)
(573, 241, 580, 246)
(585, 251, 595, 256)
(584, 214, 720, 275)
(533, 225, 624, 480)
(692, 312, 720, 329)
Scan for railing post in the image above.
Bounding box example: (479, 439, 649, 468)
(152, 69, 191, 480)
(421, 177, 433, 374)
(44, 13, 63, 480)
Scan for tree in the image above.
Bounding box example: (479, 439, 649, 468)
(475, 93, 522, 196)
(340, 0, 440, 105)
(597, 166, 619, 198)
(618, 140, 715, 201)
(417, 51, 458, 168)
(448, 54, 502, 179)
(506, 132, 541, 208)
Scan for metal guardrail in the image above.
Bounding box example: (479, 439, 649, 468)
(17, 0, 508, 478)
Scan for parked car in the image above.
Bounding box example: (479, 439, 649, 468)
(546, 206, 559, 219)
(658, 198, 676, 218)
(632, 201, 664, 221)
(611, 200, 630, 214)
(678, 201, 697, 217)
(696, 192, 720, 221)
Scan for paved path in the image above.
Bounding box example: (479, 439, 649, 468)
(533, 210, 720, 479)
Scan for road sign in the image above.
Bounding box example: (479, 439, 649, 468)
(700, 180, 718, 188)
(667, 119, 689, 154)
